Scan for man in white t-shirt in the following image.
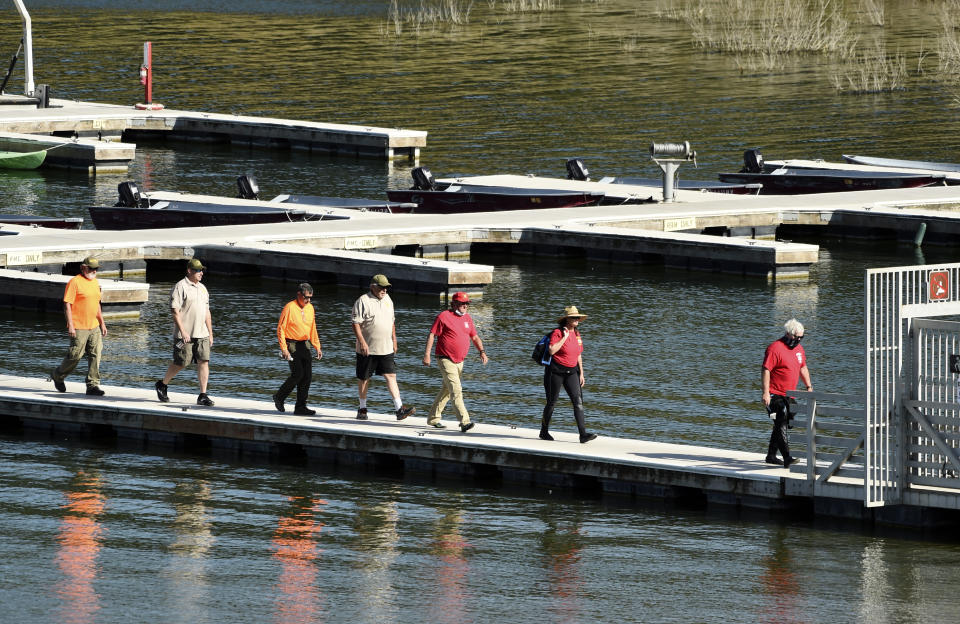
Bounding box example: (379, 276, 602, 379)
(352, 274, 414, 421)
(155, 258, 215, 407)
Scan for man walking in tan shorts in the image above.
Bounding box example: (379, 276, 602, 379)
(155, 258, 215, 406)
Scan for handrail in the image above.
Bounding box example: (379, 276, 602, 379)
(10, 0, 34, 96)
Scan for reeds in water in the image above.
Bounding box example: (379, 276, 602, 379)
(385, 0, 474, 36)
(831, 42, 907, 93)
(685, 0, 855, 56)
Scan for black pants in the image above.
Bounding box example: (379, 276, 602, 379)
(542, 363, 586, 436)
(278, 341, 313, 409)
(766, 394, 794, 461)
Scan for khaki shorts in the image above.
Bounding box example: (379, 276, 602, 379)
(174, 336, 210, 366)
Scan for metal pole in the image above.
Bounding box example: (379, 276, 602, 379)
(144, 41, 152, 104)
(11, 0, 35, 96)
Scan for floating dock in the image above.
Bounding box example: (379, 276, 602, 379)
(0, 268, 149, 317)
(0, 97, 427, 163)
(2, 374, 957, 528)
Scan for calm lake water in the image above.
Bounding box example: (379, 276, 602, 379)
(2, 1, 960, 622)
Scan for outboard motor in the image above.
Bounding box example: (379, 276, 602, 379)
(743, 149, 764, 173)
(116, 181, 144, 208)
(237, 174, 260, 200)
(565, 158, 589, 181)
(411, 167, 436, 191)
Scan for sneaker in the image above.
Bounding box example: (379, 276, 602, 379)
(460, 422, 475, 433)
(539, 431, 554, 441)
(197, 393, 214, 407)
(85, 386, 105, 396)
(783, 456, 798, 467)
(52, 377, 66, 393)
(294, 407, 316, 416)
(155, 380, 169, 403)
(357, 407, 368, 420)
(764, 456, 784, 465)
(272, 392, 285, 413)
(396, 405, 415, 420)
(579, 432, 597, 444)
(428, 421, 446, 429)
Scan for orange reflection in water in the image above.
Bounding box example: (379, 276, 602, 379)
(55, 471, 106, 624)
(271, 496, 327, 624)
(758, 531, 808, 624)
(542, 523, 583, 623)
(429, 509, 472, 624)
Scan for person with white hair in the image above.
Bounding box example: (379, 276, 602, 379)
(761, 318, 813, 466)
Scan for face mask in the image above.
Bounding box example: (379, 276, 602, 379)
(783, 335, 801, 349)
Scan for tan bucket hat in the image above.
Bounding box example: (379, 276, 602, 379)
(558, 305, 587, 323)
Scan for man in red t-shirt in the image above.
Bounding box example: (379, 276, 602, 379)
(761, 318, 813, 466)
(422, 292, 488, 432)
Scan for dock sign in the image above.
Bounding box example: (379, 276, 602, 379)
(929, 271, 949, 301)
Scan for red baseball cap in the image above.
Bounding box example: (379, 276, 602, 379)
(451, 291, 470, 303)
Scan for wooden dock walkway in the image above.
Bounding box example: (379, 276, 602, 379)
(0, 97, 426, 162)
(3, 373, 957, 527)
(0, 268, 148, 317)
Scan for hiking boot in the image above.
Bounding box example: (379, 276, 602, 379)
(765, 456, 784, 465)
(460, 422, 475, 433)
(428, 421, 446, 429)
(85, 386, 105, 396)
(396, 405, 415, 420)
(539, 431, 554, 441)
(294, 407, 316, 416)
(155, 380, 169, 403)
(52, 377, 66, 393)
(579, 432, 597, 444)
(357, 407, 368, 420)
(272, 392, 285, 413)
(197, 393, 214, 407)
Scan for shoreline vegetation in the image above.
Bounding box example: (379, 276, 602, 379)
(380, 0, 960, 97)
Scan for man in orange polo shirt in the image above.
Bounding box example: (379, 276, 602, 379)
(273, 283, 323, 416)
(51, 256, 108, 396)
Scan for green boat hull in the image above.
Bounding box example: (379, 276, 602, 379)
(0, 149, 46, 170)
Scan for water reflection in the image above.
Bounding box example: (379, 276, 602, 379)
(55, 470, 106, 624)
(353, 491, 400, 622)
(428, 505, 471, 624)
(165, 479, 214, 623)
(540, 518, 584, 623)
(271, 495, 327, 624)
(757, 527, 806, 624)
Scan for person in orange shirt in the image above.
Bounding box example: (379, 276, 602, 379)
(50, 256, 108, 396)
(273, 283, 323, 416)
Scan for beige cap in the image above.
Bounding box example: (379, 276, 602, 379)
(371, 274, 391, 287)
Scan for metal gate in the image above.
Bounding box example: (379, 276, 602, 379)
(905, 318, 960, 488)
(865, 263, 960, 507)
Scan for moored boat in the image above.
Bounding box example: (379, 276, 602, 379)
(387, 167, 607, 212)
(719, 150, 948, 194)
(87, 176, 403, 230)
(0, 214, 82, 229)
(0, 149, 46, 170)
(842, 154, 960, 174)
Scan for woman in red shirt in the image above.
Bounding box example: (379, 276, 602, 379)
(540, 306, 597, 444)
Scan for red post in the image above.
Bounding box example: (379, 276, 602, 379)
(135, 42, 163, 110)
(143, 41, 152, 104)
